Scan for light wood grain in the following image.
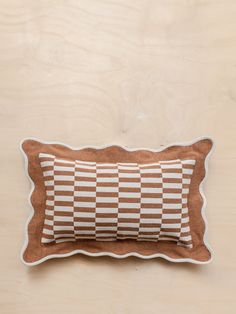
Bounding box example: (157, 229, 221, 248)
(0, 0, 235, 313)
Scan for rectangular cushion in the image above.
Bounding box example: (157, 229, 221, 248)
(20, 137, 213, 265)
(39, 153, 195, 247)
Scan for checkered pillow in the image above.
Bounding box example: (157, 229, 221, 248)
(21, 137, 213, 265)
(39, 153, 196, 248)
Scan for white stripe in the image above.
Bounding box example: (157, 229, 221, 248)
(54, 195, 74, 202)
(39, 153, 55, 158)
(140, 168, 161, 174)
(74, 191, 96, 197)
(139, 218, 161, 224)
(97, 177, 119, 183)
(46, 190, 54, 196)
(160, 232, 180, 237)
(96, 208, 117, 213)
(74, 202, 96, 208)
(76, 160, 96, 165)
(182, 208, 188, 214)
(180, 235, 191, 241)
(139, 227, 158, 232)
(43, 228, 53, 235)
(54, 226, 74, 231)
(140, 208, 162, 214)
(162, 213, 181, 219)
(54, 216, 73, 222)
(141, 188, 162, 193)
(182, 217, 189, 223)
(46, 200, 54, 206)
(40, 161, 54, 167)
(54, 166, 74, 172)
(119, 182, 140, 188)
(75, 171, 96, 178)
(75, 164, 96, 170)
(54, 185, 74, 191)
(160, 163, 181, 169)
(163, 203, 182, 209)
(74, 222, 95, 227)
(75, 181, 96, 187)
(45, 180, 54, 186)
(54, 175, 74, 181)
(96, 197, 118, 203)
(96, 187, 118, 192)
(44, 219, 53, 226)
(96, 218, 117, 223)
(141, 198, 162, 204)
(119, 173, 140, 178)
(45, 209, 54, 216)
(75, 230, 95, 235)
(182, 168, 193, 175)
(55, 158, 75, 165)
(96, 226, 116, 231)
(74, 212, 95, 218)
(119, 192, 141, 198)
(54, 206, 73, 212)
(163, 183, 182, 189)
(162, 173, 182, 179)
(119, 202, 140, 208)
(43, 170, 53, 177)
(140, 218, 161, 223)
(181, 227, 190, 233)
(182, 160, 196, 165)
(96, 168, 118, 174)
(41, 238, 54, 243)
(141, 177, 162, 183)
(118, 223, 139, 228)
(56, 238, 75, 243)
(118, 213, 140, 219)
(161, 223, 181, 229)
(163, 193, 182, 199)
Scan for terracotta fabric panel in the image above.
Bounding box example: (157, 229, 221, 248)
(21, 138, 213, 265)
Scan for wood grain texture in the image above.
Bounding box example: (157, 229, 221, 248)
(0, 0, 235, 313)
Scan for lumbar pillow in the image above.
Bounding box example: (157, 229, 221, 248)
(39, 153, 195, 247)
(20, 137, 213, 265)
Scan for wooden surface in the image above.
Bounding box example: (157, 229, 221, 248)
(0, 0, 235, 313)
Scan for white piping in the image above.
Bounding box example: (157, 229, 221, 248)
(19, 136, 214, 266)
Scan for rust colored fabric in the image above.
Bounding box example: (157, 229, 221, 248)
(21, 138, 213, 265)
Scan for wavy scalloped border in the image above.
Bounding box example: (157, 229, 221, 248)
(20, 136, 214, 266)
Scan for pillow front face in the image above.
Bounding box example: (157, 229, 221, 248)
(39, 153, 195, 248)
(21, 137, 213, 265)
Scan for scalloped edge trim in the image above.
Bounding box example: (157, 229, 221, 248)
(20, 136, 214, 266)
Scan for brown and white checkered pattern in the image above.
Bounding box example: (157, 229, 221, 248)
(39, 153, 196, 248)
